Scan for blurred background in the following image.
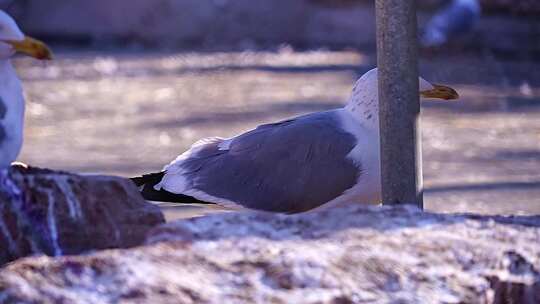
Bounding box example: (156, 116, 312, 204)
(3, 0, 539, 216)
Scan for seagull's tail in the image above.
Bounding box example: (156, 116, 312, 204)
(130, 171, 214, 205)
(131, 171, 165, 187)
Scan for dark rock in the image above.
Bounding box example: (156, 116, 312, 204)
(0, 205, 538, 303)
(486, 251, 540, 304)
(0, 165, 164, 265)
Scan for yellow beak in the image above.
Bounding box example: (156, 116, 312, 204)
(4, 36, 52, 60)
(420, 84, 459, 100)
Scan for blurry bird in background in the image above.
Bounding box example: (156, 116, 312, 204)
(0, 10, 52, 201)
(421, 0, 481, 47)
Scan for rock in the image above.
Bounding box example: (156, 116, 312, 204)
(0, 205, 539, 303)
(0, 165, 164, 266)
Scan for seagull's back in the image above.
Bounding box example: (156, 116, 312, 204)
(156, 110, 366, 213)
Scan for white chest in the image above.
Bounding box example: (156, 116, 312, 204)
(312, 109, 381, 211)
(0, 60, 25, 167)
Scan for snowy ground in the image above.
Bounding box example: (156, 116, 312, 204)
(15, 48, 540, 218)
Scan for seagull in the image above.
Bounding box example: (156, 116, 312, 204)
(0, 10, 52, 200)
(421, 0, 481, 47)
(132, 68, 458, 213)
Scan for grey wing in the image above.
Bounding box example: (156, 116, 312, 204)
(180, 111, 360, 213)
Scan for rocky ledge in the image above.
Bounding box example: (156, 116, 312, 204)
(0, 205, 538, 303)
(0, 165, 165, 265)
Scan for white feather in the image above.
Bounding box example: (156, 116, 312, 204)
(156, 135, 243, 209)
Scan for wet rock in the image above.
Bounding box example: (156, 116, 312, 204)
(486, 251, 540, 304)
(0, 205, 538, 303)
(0, 165, 164, 265)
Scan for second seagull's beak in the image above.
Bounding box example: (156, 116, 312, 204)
(420, 84, 459, 100)
(5, 36, 53, 60)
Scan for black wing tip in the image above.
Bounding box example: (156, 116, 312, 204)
(131, 171, 215, 205)
(130, 171, 166, 187)
(141, 186, 215, 205)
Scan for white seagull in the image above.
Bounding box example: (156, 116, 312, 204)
(132, 68, 458, 213)
(0, 10, 52, 198)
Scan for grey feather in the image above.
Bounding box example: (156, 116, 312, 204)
(179, 111, 360, 213)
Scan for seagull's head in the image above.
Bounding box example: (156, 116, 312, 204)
(353, 67, 459, 101)
(0, 10, 52, 60)
(346, 68, 459, 128)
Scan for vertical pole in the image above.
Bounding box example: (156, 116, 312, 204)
(375, 0, 423, 208)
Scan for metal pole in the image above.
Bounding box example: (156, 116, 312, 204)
(375, 0, 423, 208)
